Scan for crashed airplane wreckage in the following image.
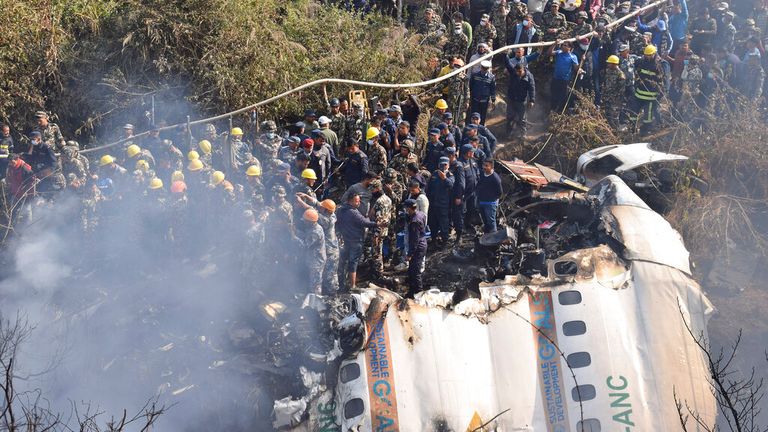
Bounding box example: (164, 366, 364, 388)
(269, 160, 717, 431)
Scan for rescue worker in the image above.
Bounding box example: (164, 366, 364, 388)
(368, 179, 393, 283)
(629, 44, 664, 134)
(34, 111, 66, 150)
(297, 208, 326, 295)
(336, 193, 383, 291)
(404, 198, 428, 298)
(340, 140, 369, 187)
(541, 2, 568, 42)
(476, 159, 502, 233)
(443, 22, 470, 61)
(366, 127, 388, 176)
(296, 195, 340, 294)
(468, 60, 497, 124)
(427, 157, 455, 243)
(602, 55, 627, 127)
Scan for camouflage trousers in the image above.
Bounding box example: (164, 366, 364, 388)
(323, 246, 340, 294)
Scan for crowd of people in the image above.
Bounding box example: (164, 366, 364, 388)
(0, 0, 764, 300)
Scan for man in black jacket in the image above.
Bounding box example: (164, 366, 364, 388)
(506, 64, 536, 139)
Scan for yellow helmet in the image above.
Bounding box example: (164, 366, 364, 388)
(231, 127, 243, 136)
(187, 150, 200, 161)
(149, 177, 163, 190)
(210, 170, 225, 185)
(135, 159, 150, 172)
(301, 168, 318, 180)
(198, 139, 212, 154)
(99, 154, 115, 167)
(246, 165, 262, 177)
(607, 55, 620, 64)
(644, 44, 657, 56)
(126, 144, 141, 158)
(171, 170, 185, 182)
(366, 127, 380, 141)
(187, 159, 204, 172)
(434, 99, 449, 110)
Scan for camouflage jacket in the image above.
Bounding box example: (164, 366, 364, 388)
(36, 123, 65, 149)
(473, 23, 498, 50)
(368, 143, 388, 175)
(344, 116, 367, 147)
(443, 32, 469, 60)
(329, 113, 347, 145)
(416, 19, 447, 46)
(389, 153, 418, 177)
(492, 3, 510, 41)
(63, 158, 88, 183)
(541, 11, 567, 40)
(372, 193, 393, 238)
(508, 2, 528, 24)
(601, 68, 626, 106)
(572, 22, 593, 38)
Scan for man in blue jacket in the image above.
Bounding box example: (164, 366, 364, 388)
(404, 198, 428, 298)
(427, 157, 455, 244)
(476, 159, 503, 233)
(468, 60, 497, 124)
(506, 64, 536, 139)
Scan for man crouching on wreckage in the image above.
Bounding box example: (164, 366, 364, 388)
(267, 147, 716, 431)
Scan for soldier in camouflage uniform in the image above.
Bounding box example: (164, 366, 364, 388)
(367, 134, 388, 176)
(34, 111, 66, 150)
(541, 2, 568, 42)
(507, 0, 528, 27)
(491, 0, 510, 48)
(416, 7, 447, 47)
(344, 103, 368, 151)
(473, 14, 498, 51)
(602, 56, 627, 127)
(327, 98, 347, 147)
(61, 146, 88, 185)
(443, 69, 469, 120)
(369, 179, 392, 280)
(254, 120, 282, 171)
(388, 140, 419, 180)
(443, 23, 470, 61)
(572, 11, 593, 38)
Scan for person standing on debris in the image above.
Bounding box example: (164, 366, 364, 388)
(427, 157, 455, 244)
(297, 208, 326, 295)
(340, 140, 369, 187)
(366, 127, 388, 176)
(548, 40, 580, 113)
(444, 22, 471, 61)
(336, 193, 385, 291)
(33, 111, 66, 150)
(629, 44, 664, 134)
(369, 179, 393, 283)
(468, 60, 497, 125)
(341, 172, 377, 216)
(476, 159, 502, 233)
(468, 112, 497, 153)
(445, 147, 466, 243)
(458, 144, 479, 231)
(0, 124, 14, 179)
(404, 198, 428, 298)
(505, 63, 536, 140)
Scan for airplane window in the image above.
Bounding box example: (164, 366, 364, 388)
(577, 418, 601, 432)
(554, 261, 578, 276)
(572, 384, 596, 401)
(563, 320, 587, 336)
(340, 363, 361, 384)
(558, 290, 582, 305)
(566, 352, 592, 368)
(344, 398, 365, 420)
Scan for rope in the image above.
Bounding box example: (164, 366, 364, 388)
(81, 0, 667, 154)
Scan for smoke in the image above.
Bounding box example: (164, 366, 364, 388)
(0, 178, 282, 430)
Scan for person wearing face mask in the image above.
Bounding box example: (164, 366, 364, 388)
(716, 11, 737, 52)
(507, 0, 528, 28)
(472, 14, 498, 51)
(509, 14, 540, 55)
(470, 43, 492, 74)
(492, 0, 511, 48)
(443, 22, 470, 61)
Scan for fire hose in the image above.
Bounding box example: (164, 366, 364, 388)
(81, 0, 667, 154)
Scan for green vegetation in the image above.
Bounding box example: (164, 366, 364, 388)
(0, 0, 431, 140)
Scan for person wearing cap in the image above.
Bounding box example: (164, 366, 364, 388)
(629, 44, 664, 134)
(154, 139, 184, 183)
(472, 13, 497, 52)
(309, 129, 333, 185)
(461, 124, 491, 161)
(120, 123, 136, 148)
(381, 105, 402, 151)
(468, 60, 497, 125)
(403, 197, 428, 297)
(367, 178, 393, 283)
(435, 123, 455, 149)
(424, 128, 445, 172)
(444, 147, 466, 241)
(572, 11, 593, 39)
(637, 16, 673, 58)
(416, 6, 447, 46)
(509, 14, 540, 56)
(24, 131, 58, 193)
(279, 136, 301, 165)
(327, 97, 347, 146)
(668, 0, 689, 48)
(317, 115, 339, 156)
(602, 55, 627, 127)
(394, 120, 415, 157)
(343, 103, 367, 153)
(541, 2, 567, 41)
(508, 0, 528, 29)
(457, 143, 479, 229)
(427, 156, 455, 244)
(468, 112, 498, 152)
(336, 192, 385, 291)
(33, 111, 66, 150)
(717, 11, 737, 52)
(547, 40, 580, 112)
(254, 120, 282, 169)
(476, 159, 502, 233)
(443, 21, 470, 61)
(302, 109, 320, 131)
(491, 0, 511, 53)
(388, 139, 418, 179)
(506, 63, 536, 139)
(340, 138, 369, 188)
